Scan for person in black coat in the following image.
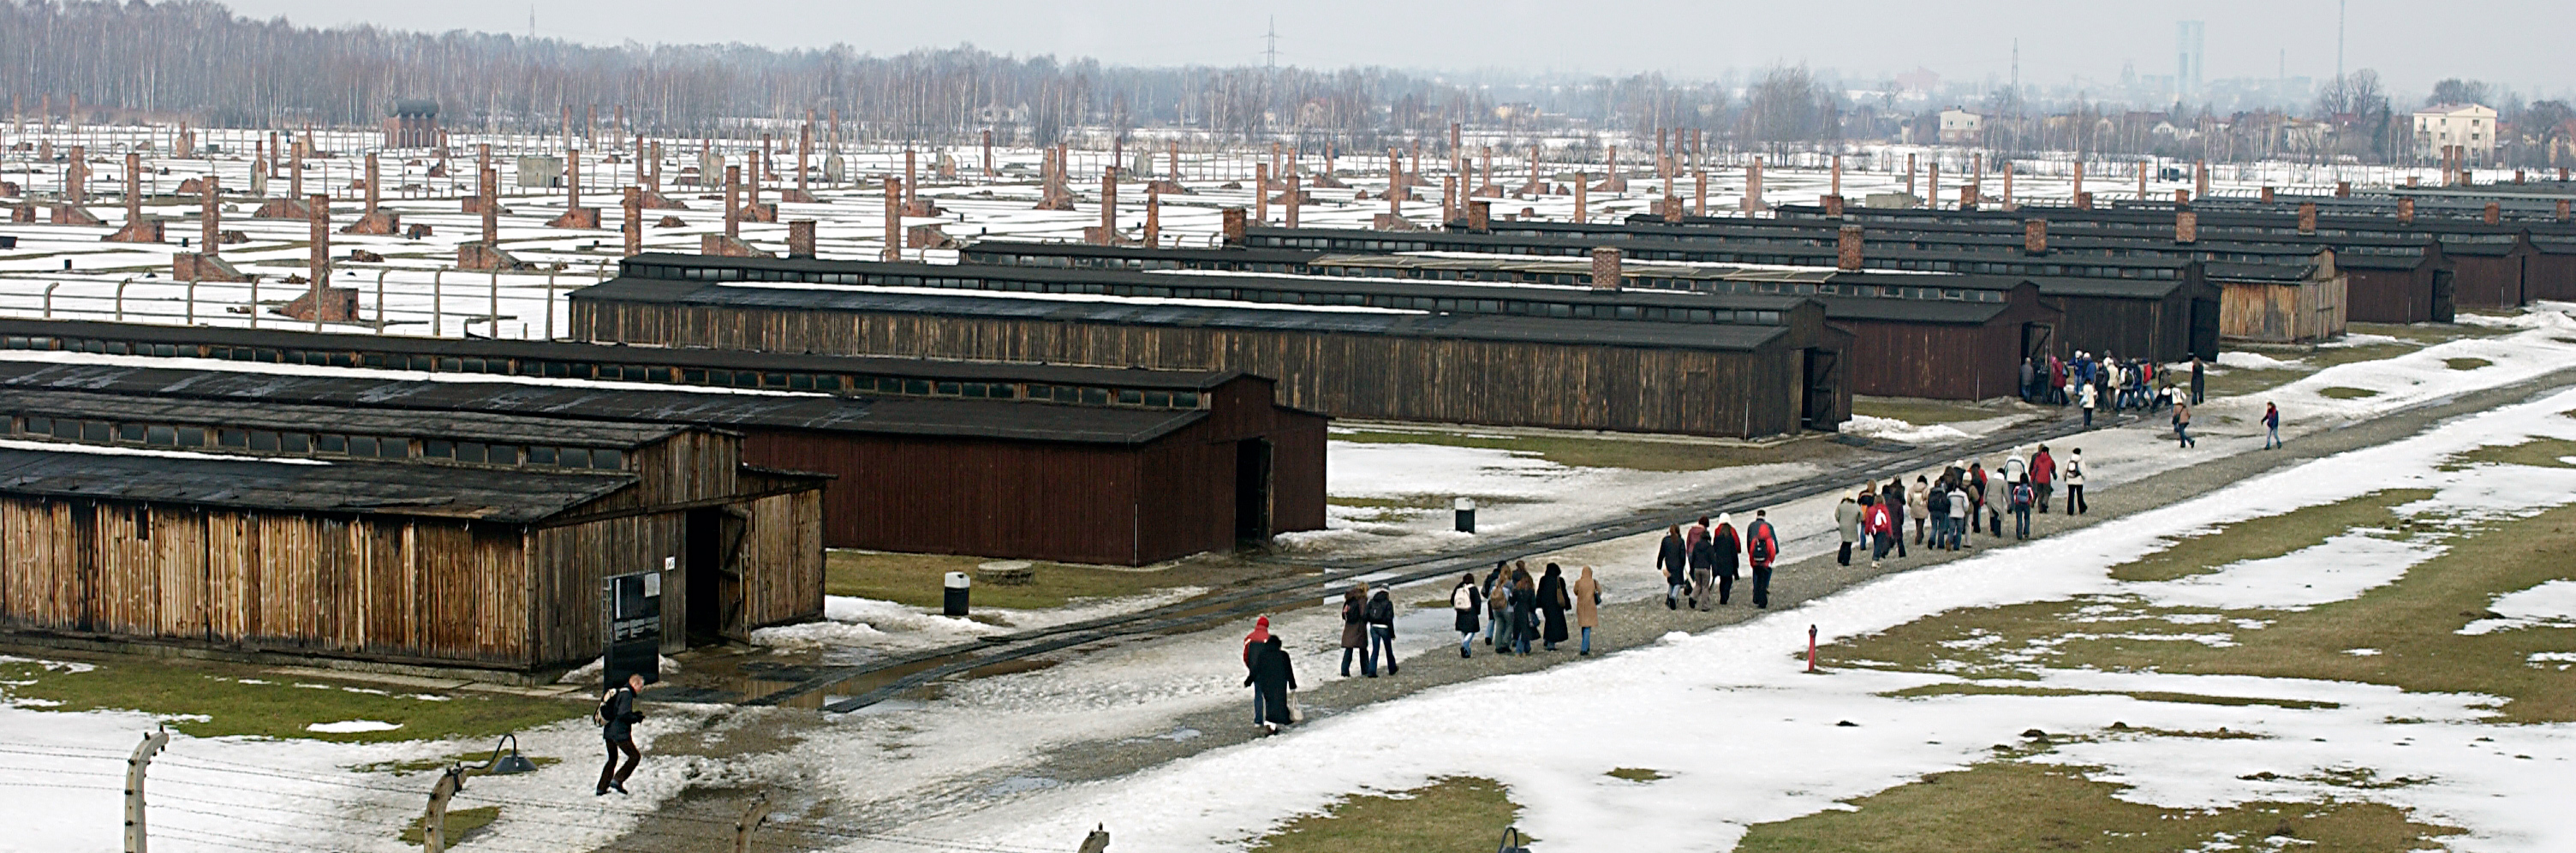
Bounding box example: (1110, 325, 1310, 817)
(1710, 513, 1743, 605)
(1365, 588, 1398, 676)
(1536, 563, 1571, 651)
(1506, 569, 1539, 655)
(595, 672, 646, 796)
(1656, 525, 1688, 610)
(1243, 637, 1297, 734)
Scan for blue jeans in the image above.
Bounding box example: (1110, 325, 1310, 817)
(1252, 687, 1267, 725)
(1579, 626, 1593, 654)
(1368, 625, 1394, 672)
(2266, 425, 2281, 448)
(1342, 645, 1374, 677)
(2013, 507, 2031, 539)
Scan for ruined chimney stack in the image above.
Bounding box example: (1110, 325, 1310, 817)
(2397, 198, 2416, 224)
(1837, 225, 1863, 271)
(1221, 207, 1248, 246)
(1466, 200, 1489, 233)
(2175, 210, 2198, 244)
(2298, 202, 2319, 235)
(2484, 202, 2501, 224)
(881, 176, 901, 261)
(2024, 218, 2048, 254)
(623, 187, 642, 256)
(788, 220, 817, 259)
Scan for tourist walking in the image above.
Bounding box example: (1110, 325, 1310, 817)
(1366, 587, 1398, 675)
(2191, 356, 2207, 404)
(1945, 478, 1970, 550)
(2175, 402, 2197, 448)
(1865, 494, 1897, 566)
(1687, 517, 1717, 610)
(2078, 379, 2098, 427)
(1711, 513, 1741, 605)
(1571, 566, 1602, 655)
(1243, 636, 1296, 734)
(596, 672, 646, 796)
(2009, 476, 2035, 540)
(1657, 525, 1689, 610)
(2030, 445, 2057, 514)
(1908, 475, 1931, 545)
(2263, 402, 2282, 449)
(1508, 569, 1539, 655)
(2063, 448, 2089, 515)
(1969, 461, 1993, 534)
(1923, 478, 1951, 550)
(1481, 562, 1506, 647)
(1339, 585, 1373, 677)
(1451, 576, 1481, 659)
(1537, 564, 1571, 651)
(1747, 510, 1779, 608)
(1242, 615, 1271, 669)
(1878, 480, 1909, 558)
(1835, 493, 1861, 566)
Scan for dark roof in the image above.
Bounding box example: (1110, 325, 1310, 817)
(0, 361, 1212, 445)
(0, 446, 630, 523)
(1237, 226, 2198, 287)
(3, 389, 688, 447)
(1819, 297, 2013, 324)
(574, 277, 1796, 352)
(962, 241, 1327, 267)
(0, 318, 1242, 391)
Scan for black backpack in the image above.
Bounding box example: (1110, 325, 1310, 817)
(1927, 488, 1951, 516)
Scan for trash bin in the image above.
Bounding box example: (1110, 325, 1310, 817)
(942, 571, 971, 617)
(1454, 498, 1476, 534)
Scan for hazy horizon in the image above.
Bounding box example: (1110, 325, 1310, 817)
(211, 0, 2569, 100)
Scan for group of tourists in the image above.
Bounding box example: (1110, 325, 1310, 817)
(1655, 511, 1782, 611)
(1835, 444, 2091, 567)
(2024, 352, 2209, 421)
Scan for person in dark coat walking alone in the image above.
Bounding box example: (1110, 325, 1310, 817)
(1243, 636, 1297, 734)
(596, 672, 645, 796)
(1537, 564, 1572, 650)
(1746, 510, 1780, 609)
(1656, 526, 1689, 610)
(1339, 585, 1374, 677)
(1452, 574, 1482, 658)
(1366, 588, 1398, 676)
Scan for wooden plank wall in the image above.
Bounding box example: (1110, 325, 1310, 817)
(736, 491, 824, 629)
(528, 513, 687, 665)
(0, 498, 535, 668)
(2448, 254, 2528, 308)
(2345, 266, 2438, 323)
(575, 302, 1805, 438)
(2529, 253, 2576, 302)
(740, 430, 1148, 564)
(2220, 277, 2347, 343)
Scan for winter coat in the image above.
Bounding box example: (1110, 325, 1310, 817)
(599, 685, 641, 741)
(1243, 640, 1297, 725)
(1488, 574, 1511, 617)
(1508, 584, 1540, 641)
(2263, 406, 2280, 429)
(1684, 522, 1708, 554)
(2031, 452, 2057, 486)
(2063, 457, 2085, 486)
(1880, 483, 1906, 519)
(1746, 520, 1779, 569)
(1339, 589, 1368, 649)
(1452, 582, 1482, 634)
(1711, 525, 1742, 577)
(1572, 570, 1602, 628)
(1656, 533, 1688, 585)
(1365, 590, 1396, 637)
(1835, 498, 1861, 543)
(2078, 383, 2098, 409)
(1946, 488, 1969, 519)
(1864, 503, 1894, 536)
(1970, 468, 1990, 505)
(2003, 456, 2026, 485)
(1925, 486, 1950, 518)
(1907, 481, 1930, 521)
(1688, 529, 1718, 570)
(1536, 572, 1571, 644)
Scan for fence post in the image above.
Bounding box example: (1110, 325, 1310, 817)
(185, 281, 197, 325)
(124, 726, 170, 853)
(733, 792, 771, 853)
(488, 270, 501, 339)
(115, 277, 131, 322)
(421, 767, 464, 853)
(247, 277, 259, 330)
(432, 270, 443, 337)
(545, 269, 558, 341)
(375, 271, 389, 334)
(44, 282, 58, 319)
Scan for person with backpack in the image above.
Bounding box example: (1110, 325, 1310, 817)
(1968, 461, 1992, 534)
(1451, 575, 1482, 659)
(1243, 636, 1297, 735)
(1656, 525, 1689, 611)
(1571, 566, 1603, 655)
(2263, 402, 2282, 450)
(1339, 584, 1374, 677)
(1908, 475, 1931, 545)
(1864, 494, 1897, 567)
(2063, 448, 2089, 515)
(1507, 568, 1539, 655)
(2030, 445, 2058, 514)
(2009, 476, 2036, 540)
(1877, 480, 1909, 558)
(1366, 587, 1398, 675)
(1710, 513, 1742, 605)
(1923, 480, 1952, 550)
(595, 672, 646, 796)
(1746, 510, 1780, 609)
(1687, 516, 1717, 610)
(1944, 478, 1970, 550)
(1481, 562, 1507, 647)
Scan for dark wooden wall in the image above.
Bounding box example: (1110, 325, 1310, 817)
(2345, 265, 2442, 324)
(573, 301, 1810, 438)
(2047, 293, 2198, 363)
(742, 429, 1149, 565)
(2525, 252, 2576, 302)
(2448, 253, 2529, 308)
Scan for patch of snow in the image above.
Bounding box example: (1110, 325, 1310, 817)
(0, 437, 331, 465)
(1843, 415, 1972, 444)
(2126, 534, 2441, 611)
(554, 653, 684, 685)
(303, 719, 402, 734)
(2458, 580, 2576, 635)
(2217, 351, 2305, 371)
(2343, 647, 2383, 656)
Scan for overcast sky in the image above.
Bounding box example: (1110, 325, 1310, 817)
(216, 0, 2569, 98)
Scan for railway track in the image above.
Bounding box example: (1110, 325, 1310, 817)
(742, 406, 2128, 713)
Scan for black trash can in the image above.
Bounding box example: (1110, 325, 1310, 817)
(1454, 498, 1476, 534)
(942, 571, 971, 617)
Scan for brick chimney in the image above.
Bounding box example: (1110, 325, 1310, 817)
(1255, 162, 1270, 224)
(1144, 188, 1161, 247)
(2072, 160, 2084, 200)
(1744, 156, 1765, 213)
(1285, 173, 1302, 229)
(2001, 164, 2016, 211)
(1100, 170, 1118, 237)
(1573, 173, 1588, 223)
(623, 187, 642, 256)
(2260, 186, 2275, 204)
(1222, 207, 1248, 246)
(2336, 181, 2352, 198)
(2074, 192, 2094, 211)
(1822, 194, 1845, 217)
(2484, 202, 2501, 224)
(788, 219, 816, 259)
(2174, 189, 2191, 205)
(2558, 199, 2571, 223)
(1692, 170, 1707, 217)
(200, 175, 220, 254)
(2397, 198, 2416, 224)
(2174, 210, 2198, 244)
(2298, 202, 2318, 235)
(1830, 154, 1842, 198)
(1904, 153, 1917, 196)
(1466, 200, 1489, 232)
(724, 165, 742, 238)
(1837, 225, 1863, 271)
(307, 194, 330, 292)
(1589, 246, 1621, 290)
(2024, 218, 2048, 254)
(880, 176, 900, 260)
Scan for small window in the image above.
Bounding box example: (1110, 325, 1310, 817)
(83, 421, 112, 442)
(455, 442, 486, 463)
(1117, 389, 1143, 405)
(488, 444, 520, 465)
(133, 505, 150, 540)
(247, 432, 280, 451)
(22, 416, 49, 435)
(1081, 387, 1110, 405)
(318, 434, 347, 453)
(591, 449, 623, 469)
(218, 429, 247, 447)
(280, 433, 310, 453)
(789, 373, 814, 391)
(558, 447, 589, 468)
(528, 445, 558, 465)
(423, 439, 453, 458)
(146, 426, 176, 446)
(1144, 391, 1172, 408)
(176, 427, 206, 447)
(1174, 392, 1200, 409)
(936, 382, 961, 396)
(348, 435, 379, 456)
(118, 424, 145, 443)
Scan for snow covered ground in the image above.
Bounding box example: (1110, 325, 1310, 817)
(902, 348, 2576, 853)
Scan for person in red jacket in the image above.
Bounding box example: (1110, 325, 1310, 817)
(2030, 444, 2058, 515)
(1746, 510, 1780, 609)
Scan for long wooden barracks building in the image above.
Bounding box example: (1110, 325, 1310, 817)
(0, 320, 1327, 566)
(0, 379, 827, 677)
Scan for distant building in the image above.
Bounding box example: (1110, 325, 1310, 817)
(2414, 103, 2498, 158)
(383, 99, 438, 149)
(1937, 108, 1983, 144)
(2175, 21, 2205, 100)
